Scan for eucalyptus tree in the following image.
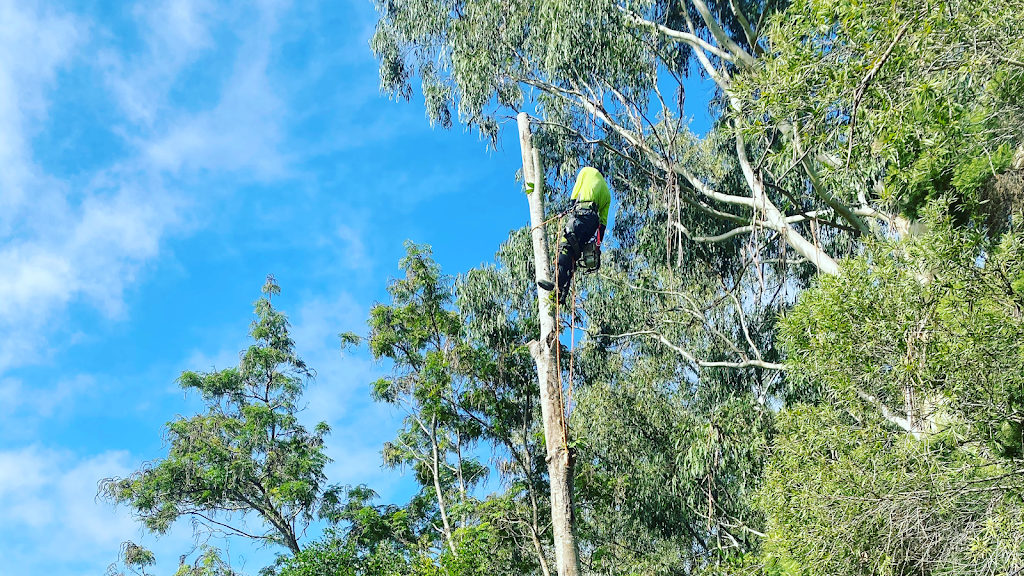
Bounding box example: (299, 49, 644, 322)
(370, 0, 1024, 570)
(373, 0, 1023, 269)
(100, 276, 338, 560)
(370, 0, 1024, 361)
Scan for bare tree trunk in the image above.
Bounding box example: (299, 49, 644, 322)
(430, 417, 458, 556)
(528, 493, 553, 576)
(517, 112, 581, 576)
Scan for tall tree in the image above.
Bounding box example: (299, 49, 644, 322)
(369, 0, 1024, 369)
(517, 114, 582, 576)
(101, 276, 338, 557)
(366, 242, 486, 557)
(364, 240, 554, 575)
(759, 214, 1024, 575)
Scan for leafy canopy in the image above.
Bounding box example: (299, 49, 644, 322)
(101, 276, 338, 556)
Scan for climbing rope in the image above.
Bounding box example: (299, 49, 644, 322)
(551, 218, 587, 444)
(547, 210, 601, 444)
(566, 279, 577, 424)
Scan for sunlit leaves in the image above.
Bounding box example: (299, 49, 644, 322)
(100, 277, 336, 555)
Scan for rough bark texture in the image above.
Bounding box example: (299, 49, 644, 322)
(517, 112, 581, 576)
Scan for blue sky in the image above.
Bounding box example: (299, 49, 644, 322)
(0, 1, 713, 574)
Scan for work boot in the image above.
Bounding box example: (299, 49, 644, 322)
(537, 279, 555, 292)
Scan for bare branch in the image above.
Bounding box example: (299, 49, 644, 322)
(600, 330, 785, 371)
(852, 205, 912, 235)
(520, 78, 757, 210)
(856, 389, 917, 436)
(674, 221, 755, 243)
(725, 284, 763, 361)
(734, 123, 841, 275)
(689, 0, 757, 66)
(788, 122, 871, 234)
(619, 7, 736, 62)
(727, 0, 763, 55)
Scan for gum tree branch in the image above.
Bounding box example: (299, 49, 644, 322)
(619, 7, 736, 62)
(689, 0, 757, 66)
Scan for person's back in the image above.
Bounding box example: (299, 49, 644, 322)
(570, 167, 611, 229)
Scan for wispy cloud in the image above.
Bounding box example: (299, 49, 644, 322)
(0, 445, 253, 575)
(139, 1, 291, 177)
(0, 447, 136, 566)
(0, 0, 294, 373)
(0, 374, 95, 439)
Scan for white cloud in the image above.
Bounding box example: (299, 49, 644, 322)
(0, 0, 297, 374)
(142, 4, 290, 178)
(0, 0, 82, 215)
(0, 174, 182, 369)
(103, 0, 291, 177)
(101, 0, 218, 126)
(0, 445, 251, 575)
(0, 447, 137, 565)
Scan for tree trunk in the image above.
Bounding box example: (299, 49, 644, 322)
(430, 417, 458, 556)
(517, 112, 581, 576)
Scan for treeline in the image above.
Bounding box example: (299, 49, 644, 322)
(104, 0, 1024, 574)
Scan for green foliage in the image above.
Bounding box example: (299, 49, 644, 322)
(741, 0, 1024, 223)
(573, 376, 771, 573)
(761, 217, 1024, 574)
(782, 213, 1024, 445)
(107, 543, 241, 576)
(363, 239, 550, 575)
(174, 547, 243, 576)
(100, 276, 338, 555)
(759, 404, 1024, 576)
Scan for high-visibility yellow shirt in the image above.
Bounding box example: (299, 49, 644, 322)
(570, 167, 611, 226)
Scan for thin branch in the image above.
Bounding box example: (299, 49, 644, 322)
(189, 511, 269, 543)
(789, 122, 871, 234)
(725, 283, 764, 361)
(519, 77, 757, 209)
(675, 221, 755, 242)
(734, 121, 840, 275)
(728, 0, 763, 55)
(846, 19, 913, 165)
(601, 330, 785, 371)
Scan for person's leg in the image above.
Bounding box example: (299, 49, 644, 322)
(555, 210, 599, 300)
(555, 240, 576, 301)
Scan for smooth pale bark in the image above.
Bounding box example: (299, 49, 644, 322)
(517, 112, 581, 576)
(733, 127, 841, 276)
(429, 417, 458, 556)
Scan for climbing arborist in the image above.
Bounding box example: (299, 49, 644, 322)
(538, 166, 611, 305)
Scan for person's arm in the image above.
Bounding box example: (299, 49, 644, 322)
(598, 182, 611, 238)
(598, 193, 610, 245)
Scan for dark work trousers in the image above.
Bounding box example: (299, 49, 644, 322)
(556, 205, 599, 300)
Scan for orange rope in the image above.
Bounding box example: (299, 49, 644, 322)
(567, 281, 576, 423)
(551, 218, 570, 445)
